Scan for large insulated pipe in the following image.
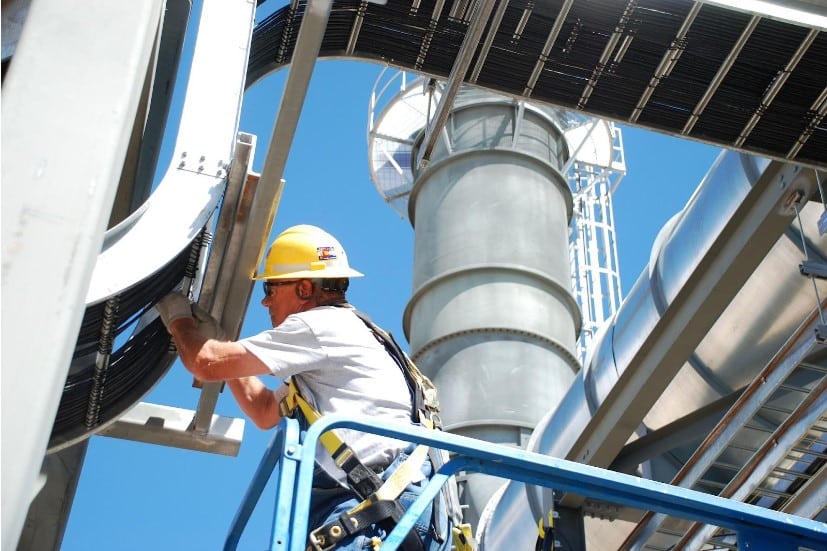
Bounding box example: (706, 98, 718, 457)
(478, 151, 827, 549)
(403, 88, 582, 527)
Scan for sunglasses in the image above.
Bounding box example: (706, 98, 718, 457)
(262, 280, 298, 297)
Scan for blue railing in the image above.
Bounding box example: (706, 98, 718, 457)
(225, 415, 827, 551)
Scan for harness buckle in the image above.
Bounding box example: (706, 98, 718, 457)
(308, 528, 336, 551)
(309, 519, 357, 551)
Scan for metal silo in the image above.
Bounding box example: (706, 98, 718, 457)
(369, 75, 585, 527)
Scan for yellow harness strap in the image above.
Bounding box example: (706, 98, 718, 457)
(452, 523, 477, 551)
(351, 443, 429, 513)
(281, 379, 344, 459)
(281, 379, 430, 507)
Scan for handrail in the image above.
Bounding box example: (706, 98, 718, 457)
(223, 419, 300, 551)
(225, 414, 827, 551)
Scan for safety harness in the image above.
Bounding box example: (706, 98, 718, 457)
(535, 510, 556, 551)
(279, 305, 474, 551)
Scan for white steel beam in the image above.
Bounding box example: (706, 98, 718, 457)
(154, 0, 258, 434)
(87, 0, 255, 306)
(249, 0, 333, 271)
(561, 161, 816, 498)
(0, 1, 164, 548)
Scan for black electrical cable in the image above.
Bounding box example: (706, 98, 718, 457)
(49, 236, 202, 450)
(245, 0, 826, 167)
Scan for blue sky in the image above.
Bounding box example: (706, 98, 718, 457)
(61, 2, 721, 550)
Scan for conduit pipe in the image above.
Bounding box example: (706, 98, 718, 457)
(478, 151, 826, 549)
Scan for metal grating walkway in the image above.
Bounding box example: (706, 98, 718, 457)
(623, 306, 827, 550)
(249, 0, 827, 169)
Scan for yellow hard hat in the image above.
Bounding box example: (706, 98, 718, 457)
(254, 225, 364, 280)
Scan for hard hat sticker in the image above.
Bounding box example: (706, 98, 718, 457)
(317, 246, 337, 260)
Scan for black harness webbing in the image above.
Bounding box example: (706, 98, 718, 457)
(342, 306, 441, 427)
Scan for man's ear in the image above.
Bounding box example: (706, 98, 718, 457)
(297, 279, 313, 300)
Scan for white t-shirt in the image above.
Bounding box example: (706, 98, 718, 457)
(239, 305, 414, 485)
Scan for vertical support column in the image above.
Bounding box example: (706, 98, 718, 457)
(17, 442, 89, 551)
(403, 90, 581, 525)
(1, 1, 163, 547)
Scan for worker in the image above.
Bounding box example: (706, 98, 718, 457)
(156, 224, 451, 551)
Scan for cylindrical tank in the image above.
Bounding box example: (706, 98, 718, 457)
(403, 88, 582, 527)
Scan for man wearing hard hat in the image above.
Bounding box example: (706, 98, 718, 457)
(156, 224, 454, 551)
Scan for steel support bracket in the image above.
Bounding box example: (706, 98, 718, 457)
(800, 259, 827, 279)
(100, 402, 244, 456)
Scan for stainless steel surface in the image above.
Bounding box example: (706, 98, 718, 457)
(191, 134, 257, 433)
(477, 480, 536, 551)
(404, 89, 580, 527)
(487, 152, 827, 549)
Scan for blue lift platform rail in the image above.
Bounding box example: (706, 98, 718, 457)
(224, 415, 827, 551)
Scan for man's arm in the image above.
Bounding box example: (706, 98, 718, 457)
(226, 377, 286, 429)
(157, 293, 284, 429)
(166, 317, 269, 381)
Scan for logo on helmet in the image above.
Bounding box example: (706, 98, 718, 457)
(317, 246, 337, 260)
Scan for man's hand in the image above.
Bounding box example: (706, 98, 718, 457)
(155, 292, 193, 327)
(191, 303, 227, 340)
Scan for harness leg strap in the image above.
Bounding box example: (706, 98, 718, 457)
(308, 500, 425, 551)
